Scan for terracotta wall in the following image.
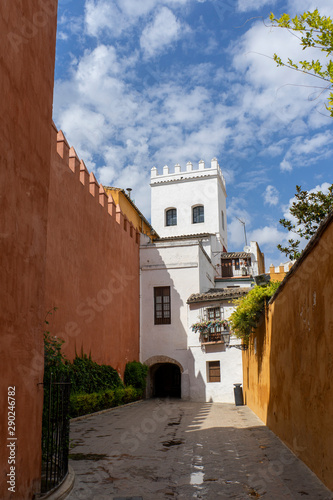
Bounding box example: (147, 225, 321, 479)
(44, 126, 140, 376)
(0, 1, 58, 498)
(243, 216, 333, 491)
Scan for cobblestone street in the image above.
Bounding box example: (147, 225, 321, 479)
(67, 400, 333, 500)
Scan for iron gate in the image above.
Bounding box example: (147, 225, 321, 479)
(40, 374, 71, 494)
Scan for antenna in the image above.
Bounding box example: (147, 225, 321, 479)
(236, 217, 248, 247)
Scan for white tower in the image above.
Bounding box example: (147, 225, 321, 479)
(151, 158, 227, 250)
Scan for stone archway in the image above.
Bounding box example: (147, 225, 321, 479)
(144, 356, 183, 398)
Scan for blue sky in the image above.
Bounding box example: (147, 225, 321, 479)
(53, 0, 333, 268)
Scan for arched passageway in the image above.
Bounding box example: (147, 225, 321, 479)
(144, 356, 183, 398)
(146, 363, 181, 398)
(153, 363, 181, 398)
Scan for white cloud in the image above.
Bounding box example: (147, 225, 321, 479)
(57, 31, 68, 41)
(264, 185, 279, 206)
(280, 131, 333, 170)
(84, 0, 191, 40)
(85, 0, 125, 37)
(249, 226, 287, 248)
(99, 163, 152, 217)
(140, 7, 188, 58)
(237, 0, 277, 13)
(280, 159, 292, 172)
(225, 197, 252, 249)
(120, 0, 189, 17)
(286, 1, 333, 17)
(230, 19, 331, 132)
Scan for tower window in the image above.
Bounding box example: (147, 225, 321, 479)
(166, 208, 177, 226)
(193, 205, 204, 224)
(221, 210, 225, 231)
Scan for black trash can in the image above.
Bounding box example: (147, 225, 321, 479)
(233, 383, 244, 406)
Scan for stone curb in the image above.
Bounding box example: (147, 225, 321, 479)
(70, 398, 145, 423)
(37, 465, 75, 500)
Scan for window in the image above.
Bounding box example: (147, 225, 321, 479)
(207, 361, 220, 383)
(207, 307, 221, 341)
(234, 258, 240, 270)
(166, 208, 177, 226)
(193, 205, 204, 224)
(221, 210, 225, 231)
(154, 287, 171, 324)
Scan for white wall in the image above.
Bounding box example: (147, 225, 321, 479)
(140, 238, 205, 399)
(140, 238, 219, 399)
(187, 301, 243, 403)
(140, 237, 242, 402)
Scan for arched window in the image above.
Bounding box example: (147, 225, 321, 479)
(166, 208, 177, 226)
(192, 205, 204, 224)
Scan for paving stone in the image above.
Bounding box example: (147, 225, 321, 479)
(66, 400, 333, 500)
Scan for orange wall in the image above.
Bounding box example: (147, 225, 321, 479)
(0, 2, 58, 498)
(243, 219, 333, 491)
(44, 128, 140, 376)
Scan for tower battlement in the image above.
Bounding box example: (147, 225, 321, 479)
(151, 158, 226, 192)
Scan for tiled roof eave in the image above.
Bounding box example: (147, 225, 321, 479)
(187, 288, 249, 304)
(221, 252, 250, 259)
(156, 233, 213, 242)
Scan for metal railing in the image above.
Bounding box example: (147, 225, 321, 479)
(201, 330, 230, 343)
(40, 374, 71, 495)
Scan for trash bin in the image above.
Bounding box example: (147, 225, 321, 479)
(233, 383, 244, 406)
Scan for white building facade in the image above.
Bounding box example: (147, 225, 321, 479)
(140, 158, 261, 403)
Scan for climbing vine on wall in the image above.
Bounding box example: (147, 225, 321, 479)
(229, 282, 280, 343)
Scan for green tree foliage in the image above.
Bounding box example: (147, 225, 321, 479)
(278, 184, 333, 259)
(68, 353, 123, 394)
(229, 282, 280, 343)
(269, 9, 333, 114)
(44, 308, 68, 382)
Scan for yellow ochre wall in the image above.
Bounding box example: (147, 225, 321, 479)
(243, 216, 333, 491)
(104, 187, 157, 239)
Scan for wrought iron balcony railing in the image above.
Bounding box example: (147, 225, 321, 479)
(201, 330, 230, 344)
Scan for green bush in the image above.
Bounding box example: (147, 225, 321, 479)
(43, 316, 144, 419)
(69, 386, 142, 418)
(124, 385, 142, 403)
(124, 361, 148, 391)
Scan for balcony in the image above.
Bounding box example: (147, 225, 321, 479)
(201, 330, 230, 345)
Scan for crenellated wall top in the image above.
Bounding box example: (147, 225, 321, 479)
(52, 123, 140, 244)
(151, 157, 226, 189)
